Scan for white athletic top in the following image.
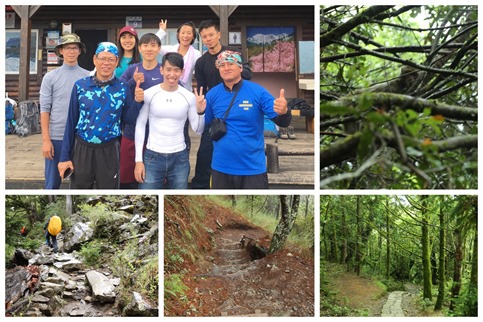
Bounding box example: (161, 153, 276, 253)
(135, 84, 204, 161)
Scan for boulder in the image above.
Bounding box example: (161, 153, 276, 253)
(54, 258, 83, 271)
(85, 270, 116, 303)
(123, 292, 158, 317)
(63, 222, 94, 252)
(29, 253, 56, 266)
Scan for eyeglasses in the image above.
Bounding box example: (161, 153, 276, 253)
(96, 56, 117, 64)
(63, 46, 80, 52)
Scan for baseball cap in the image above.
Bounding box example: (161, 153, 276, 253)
(119, 26, 138, 38)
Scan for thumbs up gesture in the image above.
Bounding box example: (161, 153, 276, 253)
(194, 87, 206, 114)
(274, 88, 288, 115)
(133, 66, 144, 84)
(135, 79, 144, 102)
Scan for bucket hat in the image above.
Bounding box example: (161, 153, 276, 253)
(54, 33, 87, 57)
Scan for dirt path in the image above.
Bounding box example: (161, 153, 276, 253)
(172, 223, 314, 317)
(323, 264, 445, 317)
(323, 263, 386, 316)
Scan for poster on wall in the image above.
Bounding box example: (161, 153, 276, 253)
(247, 26, 295, 72)
(5, 29, 38, 74)
(46, 30, 60, 48)
(6, 12, 15, 28)
(47, 50, 59, 65)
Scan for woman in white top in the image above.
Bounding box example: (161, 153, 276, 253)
(156, 20, 202, 91)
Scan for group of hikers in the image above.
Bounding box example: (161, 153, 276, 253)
(40, 19, 292, 190)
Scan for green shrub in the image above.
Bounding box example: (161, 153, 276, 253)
(164, 274, 188, 300)
(79, 240, 103, 267)
(79, 204, 127, 242)
(135, 256, 159, 302)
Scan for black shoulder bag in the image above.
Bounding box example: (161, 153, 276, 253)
(209, 89, 240, 141)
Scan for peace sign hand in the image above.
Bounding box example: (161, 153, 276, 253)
(159, 19, 168, 31)
(194, 87, 206, 114)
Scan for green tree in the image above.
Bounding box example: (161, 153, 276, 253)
(434, 196, 445, 310)
(269, 195, 300, 254)
(320, 6, 478, 189)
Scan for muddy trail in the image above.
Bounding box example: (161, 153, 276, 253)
(168, 220, 314, 317)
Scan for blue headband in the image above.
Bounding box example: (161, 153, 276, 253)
(95, 42, 119, 57)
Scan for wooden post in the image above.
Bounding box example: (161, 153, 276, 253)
(266, 143, 279, 173)
(12, 5, 40, 102)
(18, 7, 31, 102)
(209, 5, 238, 46)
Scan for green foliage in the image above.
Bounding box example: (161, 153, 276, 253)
(78, 203, 110, 223)
(164, 240, 189, 273)
(234, 196, 314, 255)
(381, 279, 405, 292)
(44, 200, 69, 225)
(447, 281, 478, 317)
(111, 239, 158, 305)
(164, 274, 188, 301)
(321, 195, 477, 316)
(320, 6, 478, 189)
(79, 240, 103, 267)
(135, 256, 159, 302)
(5, 244, 16, 267)
(79, 203, 126, 242)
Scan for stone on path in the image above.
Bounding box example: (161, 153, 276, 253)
(381, 291, 406, 317)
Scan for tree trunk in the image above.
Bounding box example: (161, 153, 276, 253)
(305, 195, 309, 217)
(464, 220, 477, 316)
(251, 196, 254, 217)
(450, 227, 463, 311)
(290, 195, 300, 215)
(434, 196, 445, 310)
(386, 198, 390, 279)
(421, 195, 432, 300)
(431, 246, 438, 285)
(321, 198, 330, 261)
(330, 211, 338, 262)
(355, 195, 361, 275)
(340, 210, 348, 264)
(268, 195, 298, 254)
(66, 195, 73, 216)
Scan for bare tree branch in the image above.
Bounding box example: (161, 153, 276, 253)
(321, 6, 394, 47)
(325, 92, 477, 121)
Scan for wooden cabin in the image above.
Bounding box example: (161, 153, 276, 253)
(5, 5, 314, 114)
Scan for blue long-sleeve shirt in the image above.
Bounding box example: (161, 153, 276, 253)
(59, 76, 143, 162)
(120, 62, 164, 140)
(205, 80, 291, 175)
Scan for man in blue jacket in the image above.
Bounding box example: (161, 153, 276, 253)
(195, 50, 292, 189)
(58, 42, 144, 189)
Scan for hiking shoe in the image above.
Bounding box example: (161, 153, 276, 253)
(279, 127, 288, 139)
(287, 126, 296, 139)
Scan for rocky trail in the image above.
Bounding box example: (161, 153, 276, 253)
(6, 245, 121, 317)
(5, 196, 159, 317)
(169, 221, 314, 317)
(381, 291, 405, 317)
